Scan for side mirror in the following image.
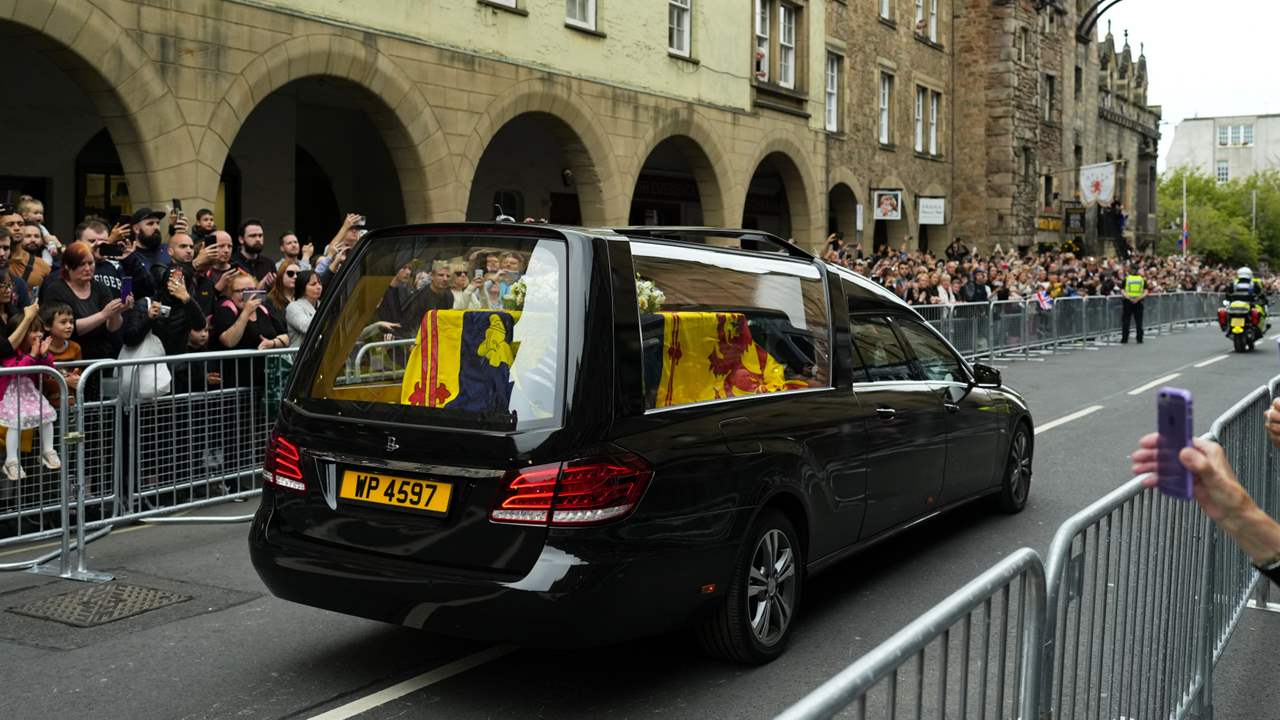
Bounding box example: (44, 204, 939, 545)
(973, 363, 1001, 388)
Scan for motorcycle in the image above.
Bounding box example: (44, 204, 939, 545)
(1218, 299, 1267, 352)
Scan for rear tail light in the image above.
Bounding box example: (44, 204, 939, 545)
(1218, 308, 1228, 327)
(490, 453, 653, 526)
(1251, 307, 1261, 325)
(263, 430, 306, 494)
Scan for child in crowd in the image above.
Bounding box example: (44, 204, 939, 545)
(0, 314, 59, 480)
(41, 303, 81, 409)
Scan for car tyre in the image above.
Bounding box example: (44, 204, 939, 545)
(696, 508, 802, 665)
(996, 424, 1033, 514)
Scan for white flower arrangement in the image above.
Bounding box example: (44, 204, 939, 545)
(502, 272, 558, 311)
(635, 275, 665, 314)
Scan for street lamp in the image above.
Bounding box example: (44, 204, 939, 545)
(1076, 0, 1132, 43)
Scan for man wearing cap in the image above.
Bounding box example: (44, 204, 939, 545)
(130, 206, 171, 282)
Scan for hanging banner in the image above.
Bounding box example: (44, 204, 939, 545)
(918, 197, 946, 225)
(873, 190, 902, 221)
(1079, 162, 1117, 207)
(1065, 207, 1086, 234)
(855, 203, 864, 232)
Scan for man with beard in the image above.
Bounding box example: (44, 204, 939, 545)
(378, 260, 454, 337)
(17, 196, 59, 265)
(233, 218, 277, 287)
(278, 231, 313, 271)
(150, 228, 211, 354)
(12, 220, 51, 290)
(131, 206, 170, 279)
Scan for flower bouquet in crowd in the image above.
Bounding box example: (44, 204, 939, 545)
(502, 279, 526, 311)
(636, 275, 665, 314)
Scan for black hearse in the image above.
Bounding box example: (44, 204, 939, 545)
(250, 224, 1034, 664)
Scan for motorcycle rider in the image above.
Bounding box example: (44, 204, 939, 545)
(1232, 267, 1269, 330)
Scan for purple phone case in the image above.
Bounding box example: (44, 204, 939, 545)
(1156, 387, 1193, 500)
(120, 278, 133, 300)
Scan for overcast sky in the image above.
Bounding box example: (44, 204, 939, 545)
(1099, 0, 1280, 171)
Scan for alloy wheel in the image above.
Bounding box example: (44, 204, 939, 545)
(1009, 431, 1031, 505)
(746, 528, 797, 646)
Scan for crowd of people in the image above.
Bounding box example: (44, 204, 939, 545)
(821, 234, 1275, 306)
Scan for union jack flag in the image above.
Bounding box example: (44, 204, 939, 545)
(1035, 290, 1053, 311)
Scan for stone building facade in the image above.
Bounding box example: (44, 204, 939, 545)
(825, 0, 955, 256)
(952, 0, 1159, 255)
(1, 0, 836, 252)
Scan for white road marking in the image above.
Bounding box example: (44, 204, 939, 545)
(1271, 333, 1280, 341)
(308, 645, 517, 720)
(1193, 354, 1230, 368)
(1034, 405, 1104, 435)
(1127, 373, 1182, 396)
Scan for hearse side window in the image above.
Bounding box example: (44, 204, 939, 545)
(630, 242, 831, 410)
(895, 318, 967, 384)
(850, 317, 914, 383)
(841, 279, 871, 383)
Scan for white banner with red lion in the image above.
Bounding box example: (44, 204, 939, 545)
(1079, 162, 1117, 206)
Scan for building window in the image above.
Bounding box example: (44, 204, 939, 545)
(1217, 160, 1230, 183)
(778, 4, 796, 88)
(1017, 27, 1028, 63)
(928, 0, 938, 41)
(668, 0, 691, 56)
(1023, 146, 1034, 178)
(914, 0, 925, 32)
(880, 0, 892, 21)
(914, 86, 925, 152)
(1219, 123, 1254, 146)
(1043, 174, 1055, 209)
(754, 0, 769, 80)
(824, 53, 840, 132)
(1043, 74, 1056, 122)
(879, 72, 894, 145)
(929, 91, 940, 155)
(1074, 65, 1082, 100)
(566, 0, 596, 30)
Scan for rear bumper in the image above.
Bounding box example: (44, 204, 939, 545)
(248, 500, 745, 647)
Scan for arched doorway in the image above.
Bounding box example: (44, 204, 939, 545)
(223, 77, 407, 250)
(743, 152, 808, 241)
(629, 136, 721, 226)
(467, 113, 601, 225)
(828, 183, 860, 252)
(2, 20, 147, 238)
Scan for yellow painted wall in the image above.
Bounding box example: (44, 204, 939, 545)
(248, 0, 826, 117)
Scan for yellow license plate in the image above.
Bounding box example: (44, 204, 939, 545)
(339, 470, 452, 514)
(1231, 317, 1245, 328)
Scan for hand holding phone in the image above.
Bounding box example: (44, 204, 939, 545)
(120, 277, 133, 301)
(1156, 387, 1194, 500)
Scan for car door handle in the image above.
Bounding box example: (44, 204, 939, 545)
(875, 407, 897, 421)
(943, 402, 959, 413)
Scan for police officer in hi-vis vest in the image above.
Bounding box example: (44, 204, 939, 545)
(1122, 262, 1147, 344)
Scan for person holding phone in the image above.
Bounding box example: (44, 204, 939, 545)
(39, 241, 128, 361)
(212, 272, 288, 387)
(1132, 411, 1280, 584)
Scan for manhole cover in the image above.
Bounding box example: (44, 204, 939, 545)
(8, 583, 191, 628)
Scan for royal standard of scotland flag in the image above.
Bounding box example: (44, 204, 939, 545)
(401, 310, 517, 413)
(653, 311, 805, 408)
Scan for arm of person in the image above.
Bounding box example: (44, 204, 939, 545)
(218, 306, 254, 348)
(286, 302, 312, 338)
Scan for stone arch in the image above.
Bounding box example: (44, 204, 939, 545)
(1, 0, 194, 208)
(461, 78, 625, 226)
(203, 34, 451, 223)
(628, 110, 733, 226)
(740, 132, 820, 248)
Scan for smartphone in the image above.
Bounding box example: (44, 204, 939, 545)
(242, 289, 267, 303)
(1156, 387, 1194, 500)
(99, 243, 124, 259)
(171, 198, 182, 213)
(474, 268, 484, 280)
(120, 277, 133, 300)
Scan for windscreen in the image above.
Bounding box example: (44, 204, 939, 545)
(289, 233, 567, 432)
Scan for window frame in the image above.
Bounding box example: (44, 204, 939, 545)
(1218, 125, 1229, 146)
(850, 315, 916, 384)
(1042, 73, 1056, 123)
(754, 0, 770, 81)
(879, 0, 893, 21)
(1017, 27, 1028, 64)
(824, 52, 841, 132)
(929, 91, 940, 156)
(928, 0, 938, 41)
(1217, 160, 1230, 184)
(565, 0, 596, 31)
(668, 0, 692, 57)
(914, 86, 925, 153)
(778, 3, 796, 89)
(1243, 124, 1255, 146)
(879, 72, 894, 146)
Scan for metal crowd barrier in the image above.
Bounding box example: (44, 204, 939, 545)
(779, 374, 1280, 720)
(919, 292, 1224, 362)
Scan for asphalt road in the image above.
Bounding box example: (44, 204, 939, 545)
(0, 324, 1276, 720)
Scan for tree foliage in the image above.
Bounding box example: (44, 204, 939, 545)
(1156, 167, 1280, 266)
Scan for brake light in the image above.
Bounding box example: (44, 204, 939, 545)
(263, 431, 306, 494)
(1218, 308, 1228, 327)
(1251, 307, 1261, 325)
(490, 453, 653, 526)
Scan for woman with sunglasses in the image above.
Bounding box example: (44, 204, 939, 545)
(265, 258, 298, 337)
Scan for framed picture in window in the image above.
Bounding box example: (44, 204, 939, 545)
(873, 190, 902, 221)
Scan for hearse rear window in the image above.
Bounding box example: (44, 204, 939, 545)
(289, 233, 566, 432)
(630, 242, 831, 411)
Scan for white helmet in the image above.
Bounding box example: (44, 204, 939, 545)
(1238, 267, 1254, 280)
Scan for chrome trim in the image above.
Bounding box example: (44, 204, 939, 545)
(308, 451, 507, 479)
(642, 385, 836, 415)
